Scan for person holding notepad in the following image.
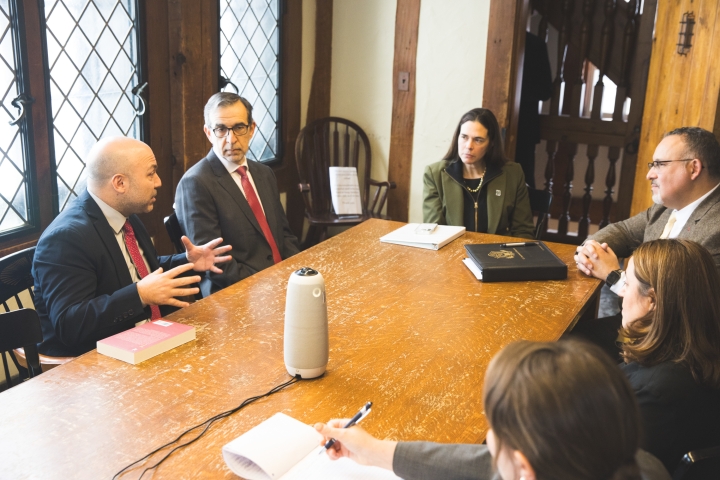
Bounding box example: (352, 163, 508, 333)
(423, 108, 535, 239)
(315, 340, 670, 480)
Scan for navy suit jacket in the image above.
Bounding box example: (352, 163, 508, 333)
(33, 190, 188, 356)
(175, 150, 300, 296)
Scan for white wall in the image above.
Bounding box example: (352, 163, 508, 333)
(301, 0, 492, 223)
(329, 0, 396, 184)
(408, 0, 491, 222)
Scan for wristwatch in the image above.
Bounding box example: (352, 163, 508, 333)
(605, 269, 623, 286)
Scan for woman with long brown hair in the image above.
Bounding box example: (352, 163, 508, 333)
(314, 339, 670, 480)
(422, 108, 535, 238)
(617, 239, 720, 471)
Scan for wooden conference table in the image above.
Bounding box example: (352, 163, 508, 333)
(0, 219, 601, 479)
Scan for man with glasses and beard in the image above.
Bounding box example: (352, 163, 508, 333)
(175, 93, 299, 297)
(572, 127, 720, 359)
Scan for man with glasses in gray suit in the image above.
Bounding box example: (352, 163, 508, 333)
(573, 127, 720, 358)
(175, 93, 299, 297)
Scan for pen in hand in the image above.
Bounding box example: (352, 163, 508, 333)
(321, 402, 373, 452)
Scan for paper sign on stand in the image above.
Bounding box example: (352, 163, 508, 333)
(328, 167, 362, 215)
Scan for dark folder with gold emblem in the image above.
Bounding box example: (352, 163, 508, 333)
(464, 242, 567, 282)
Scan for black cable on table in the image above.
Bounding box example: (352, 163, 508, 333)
(112, 375, 301, 480)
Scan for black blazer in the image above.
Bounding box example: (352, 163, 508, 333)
(622, 360, 720, 471)
(175, 150, 300, 296)
(33, 190, 188, 356)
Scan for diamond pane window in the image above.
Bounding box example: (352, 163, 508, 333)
(220, 0, 280, 162)
(0, 0, 33, 235)
(45, 0, 142, 211)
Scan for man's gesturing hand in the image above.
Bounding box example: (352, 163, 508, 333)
(182, 236, 232, 274)
(137, 263, 201, 308)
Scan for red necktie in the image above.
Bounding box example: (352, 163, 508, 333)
(123, 220, 162, 320)
(237, 166, 282, 264)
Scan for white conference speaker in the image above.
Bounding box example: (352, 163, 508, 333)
(284, 267, 328, 379)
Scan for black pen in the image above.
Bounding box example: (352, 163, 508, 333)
(321, 402, 373, 452)
(501, 242, 539, 247)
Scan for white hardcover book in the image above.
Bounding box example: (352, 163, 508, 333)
(222, 413, 400, 480)
(380, 223, 466, 250)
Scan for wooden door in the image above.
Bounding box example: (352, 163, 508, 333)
(629, 0, 720, 216)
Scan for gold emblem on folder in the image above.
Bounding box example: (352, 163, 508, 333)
(489, 250, 515, 259)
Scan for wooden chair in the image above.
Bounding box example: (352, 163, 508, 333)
(0, 247, 72, 379)
(1, 309, 43, 388)
(164, 212, 186, 254)
(295, 117, 396, 247)
(526, 187, 553, 240)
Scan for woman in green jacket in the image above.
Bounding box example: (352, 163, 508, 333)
(423, 108, 535, 239)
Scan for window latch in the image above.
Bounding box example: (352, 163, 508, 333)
(8, 93, 35, 126)
(131, 82, 148, 116)
(219, 76, 239, 94)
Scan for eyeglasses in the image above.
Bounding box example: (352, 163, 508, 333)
(646, 158, 694, 170)
(211, 124, 250, 138)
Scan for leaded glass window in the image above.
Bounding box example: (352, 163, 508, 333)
(220, 0, 280, 163)
(45, 0, 143, 211)
(0, 0, 34, 236)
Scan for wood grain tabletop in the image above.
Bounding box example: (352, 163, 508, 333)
(0, 219, 601, 479)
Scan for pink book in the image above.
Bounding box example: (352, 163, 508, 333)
(97, 320, 196, 364)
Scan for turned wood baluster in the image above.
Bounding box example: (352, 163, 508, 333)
(591, 0, 616, 120)
(550, 0, 573, 116)
(600, 0, 636, 227)
(612, 0, 637, 121)
(579, 144, 598, 238)
(558, 142, 577, 235)
(571, 0, 596, 118)
(600, 148, 620, 229)
(554, 0, 574, 235)
(539, 5, 555, 197)
(544, 139, 557, 195)
(574, 0, 598, 236)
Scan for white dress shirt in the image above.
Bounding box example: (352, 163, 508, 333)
(609, 181, 720, 294)
(666, 181, 720, 238)
(215, 154, 267, 215)
(87, 190, 152, 284)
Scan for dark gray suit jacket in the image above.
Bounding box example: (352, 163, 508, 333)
(588, 185, 720, 267)
(393, 443, 671, 480)
(33, 190, 188, 356)
(175, 150, 300, 296)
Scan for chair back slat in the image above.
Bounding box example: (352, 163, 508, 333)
(332, 124, 340, 167)
(342, 127, 350, 167)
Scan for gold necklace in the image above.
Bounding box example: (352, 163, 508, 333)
(464, 175, 484, 193)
